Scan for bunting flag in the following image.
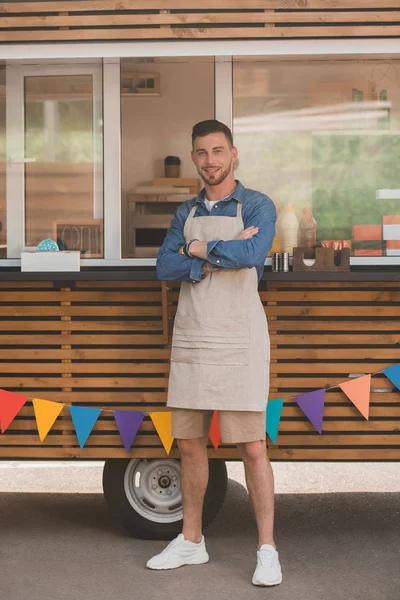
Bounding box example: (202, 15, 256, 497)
(33, 398, 64, 442)
(0, 390, 28, 433)
(295, 389, 325, 433)
(339, 374, 371, 420)
(383, 364, 400, 391)
(0, 363, 398, 451)
(114, 410, 144, 452)
(69, 406, 101, 449)
(149, 411, 174, 455)
(266, 399, 284, 444)
(209, 410, 221, 449)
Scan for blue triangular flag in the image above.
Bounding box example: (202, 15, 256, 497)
(266, 399, 284, 444)
(114, 410, 144, 452)
(70, 406, 101, 449)
(383, 363, 400, 391)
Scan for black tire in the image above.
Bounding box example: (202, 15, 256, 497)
(103, 457, 227, 540)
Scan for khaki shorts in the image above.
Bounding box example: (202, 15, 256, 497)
(171, 408, 266, 444)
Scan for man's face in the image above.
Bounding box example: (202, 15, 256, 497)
(191, 132, 238, 187)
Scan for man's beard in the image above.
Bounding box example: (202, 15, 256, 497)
(199, 164, 231, 186)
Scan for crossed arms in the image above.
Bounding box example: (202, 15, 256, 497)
(156, 198, 277, 283)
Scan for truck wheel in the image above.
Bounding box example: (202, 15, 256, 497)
(102, 458, 227, 540)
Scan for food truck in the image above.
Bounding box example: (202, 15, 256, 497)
(0, 1, 399, 539)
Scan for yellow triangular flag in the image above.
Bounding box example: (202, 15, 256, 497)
(33, 399, 64, 442)
(149, 411, 174, 455)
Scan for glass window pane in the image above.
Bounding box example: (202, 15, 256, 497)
(233, 57, 400, 258)
(121, 57, 214, 258)
(24, 75, 103, 256)
(0, 63, 5, 258)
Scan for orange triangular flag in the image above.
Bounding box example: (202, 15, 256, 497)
(209, 411, 221, 449)
(339, 374, 371, 420)
(149, 411, 174, 455)
(0, 390, 28, 433)
(33, 399, 64, 441)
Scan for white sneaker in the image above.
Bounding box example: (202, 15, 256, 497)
(146, 534, 209, 570)
(252, 544, 282, 586)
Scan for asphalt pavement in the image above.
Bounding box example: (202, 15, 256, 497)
(0, 462, 399, 600)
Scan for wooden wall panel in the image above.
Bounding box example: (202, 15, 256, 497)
(0, 278, 399, 461)
(1, 1, 400, 43)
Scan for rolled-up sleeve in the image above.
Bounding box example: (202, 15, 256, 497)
(156, 204, 206, 283)
(206, 196, 277, 269)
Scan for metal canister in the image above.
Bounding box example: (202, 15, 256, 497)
(272, 253, 281, 272)
(281, 252, 289, 272)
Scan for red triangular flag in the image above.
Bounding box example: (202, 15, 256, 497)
(209, 411, 221, 449)
(0, 390, 29, 433)
(339, 374, 371, 420)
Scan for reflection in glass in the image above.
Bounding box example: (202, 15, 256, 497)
(233, 58, 400, 257)
(0, 65, 5, 256)
(121, 57, 214, 258)
(24, 75, 103, 255)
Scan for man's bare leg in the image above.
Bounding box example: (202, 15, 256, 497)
(237, 440, 276, 549)
(177, 437, 209, 543)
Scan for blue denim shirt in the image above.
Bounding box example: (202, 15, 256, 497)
(156, 181, 277, 284)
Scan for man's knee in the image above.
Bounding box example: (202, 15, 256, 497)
(237, 440, 267, 464)
(177, 437, 208, 457)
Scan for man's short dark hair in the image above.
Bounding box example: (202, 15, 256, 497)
(192, 119, 233, 148)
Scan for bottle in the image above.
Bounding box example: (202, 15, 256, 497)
(281, 203, 299, 255)
(299, 203, 317, 248)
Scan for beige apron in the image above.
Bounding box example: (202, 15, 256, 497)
(167, 202, 270, 412)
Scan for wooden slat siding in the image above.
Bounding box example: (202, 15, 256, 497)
(0, 280, 170, 459)
(165, 279, 400, 460)
(4, 26, 400, 43)
(1, 1, 400, 11)
(0, 278, 399, 461)
(1, 1, 400, 43)
(3, 12, 400, 27)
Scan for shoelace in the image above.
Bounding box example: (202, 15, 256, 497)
(258, 549, 276, 568)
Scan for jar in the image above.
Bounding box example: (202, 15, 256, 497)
(164, 156, 181, 178)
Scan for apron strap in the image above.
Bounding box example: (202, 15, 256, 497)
(236, 201, 243, 223)
(187, 203, 199, 221)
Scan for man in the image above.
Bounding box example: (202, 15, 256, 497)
(151, 119, 281, 587)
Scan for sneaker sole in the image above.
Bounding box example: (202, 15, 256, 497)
(147, 553, 210, 570)
(252, 574, 283, 587)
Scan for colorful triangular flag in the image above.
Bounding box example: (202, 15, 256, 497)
(383, 363, 400, 391)
(295, 389, 325, 433)
(114, 410, 144, 452)
(209, 410, 221, 449)
(33, 398, 64, 442)
(0, 390, 28, 433)
(69, 405, 101, 449)
(149, 411, 174, 455)
(339, 374, 371, 420)
(266, 399, 284, 444)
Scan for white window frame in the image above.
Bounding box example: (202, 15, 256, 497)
(5, 62, 103, 259)
(1, 39, 400, 267)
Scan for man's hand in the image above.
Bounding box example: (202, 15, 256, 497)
(237, 226, 259, 240)
(186, 240, 208, 260)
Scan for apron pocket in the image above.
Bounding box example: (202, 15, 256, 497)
(171, 316, 250, 366)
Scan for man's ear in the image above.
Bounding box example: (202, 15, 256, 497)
(232, 146, 239, 164)
(191, 150, 196, 165)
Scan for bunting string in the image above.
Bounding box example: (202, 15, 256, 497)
(0, 364, 398, 452)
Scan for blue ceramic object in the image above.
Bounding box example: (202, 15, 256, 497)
(36, 238, 59, 252)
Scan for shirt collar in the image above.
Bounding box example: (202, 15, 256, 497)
(195, 180, 245, 204)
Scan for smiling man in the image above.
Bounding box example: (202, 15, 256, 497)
(152, 119, 281, 587)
